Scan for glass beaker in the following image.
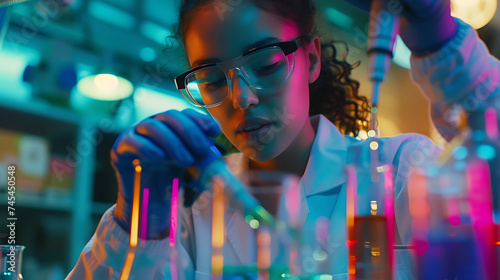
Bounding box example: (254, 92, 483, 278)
(346, 164, 395, 280)
(408, 160, 497, 280)
(0, 245, 25, 280)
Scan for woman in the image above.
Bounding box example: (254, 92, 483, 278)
(67, 0, 500, 279)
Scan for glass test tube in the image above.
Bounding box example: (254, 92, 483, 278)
(211, 176, 226, 278)
(346, 164, 394, 280)
(169, 177, 183, 280)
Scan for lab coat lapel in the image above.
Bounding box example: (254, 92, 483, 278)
(326, 182, 347, 275)
(224, 210, 256, 265)
(302, 115, 347, 197)
(300, 114, 347, 220)
(300, 115, 348, 274)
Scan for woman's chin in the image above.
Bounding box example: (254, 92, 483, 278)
(239, 142, 286, 163)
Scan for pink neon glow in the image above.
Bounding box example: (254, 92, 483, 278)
(346, 165, 357, 227)
(384, 165, 395, 275)
(409, 234, 429, 257)
(169, 178, 180, 280)
(285, 177, 300, 227)
(466, 160, 498, 279)
(140, 188, 150, 243)
(485, 107, 499, 140)
(447, 198, 460, 226)
(466, 161, 493, 224)
(170, 178, 180, 247)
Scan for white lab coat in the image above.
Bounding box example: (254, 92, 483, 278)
(66, 19, 500, 280)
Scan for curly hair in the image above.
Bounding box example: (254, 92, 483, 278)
(172, 0, 371, 137)
(310, 42, 370, 136)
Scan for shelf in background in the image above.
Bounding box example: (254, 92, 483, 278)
(0, 97, 83, 126)
(0, 97, 130, 134)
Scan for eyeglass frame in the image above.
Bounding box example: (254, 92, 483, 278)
(174, 36, 306, 108)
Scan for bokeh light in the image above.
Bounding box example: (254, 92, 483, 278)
(139, 47, 157, 62)
(452, 146, 468, 160)
(77, 73, 133, 101)
(249, 219, 260, 229)
(476, 144, 496, 160)
(451, 0, 497, 29)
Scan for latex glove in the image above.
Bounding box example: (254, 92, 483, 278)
(344, 0, 458, 56)
(112, 109, 221, 239)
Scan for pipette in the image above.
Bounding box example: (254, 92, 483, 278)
(187, 145, 276, 229)
(367, 0, 400, 174)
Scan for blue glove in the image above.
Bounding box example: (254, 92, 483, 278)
(344, 0, 458, 56)
(112, 109, 221, 239)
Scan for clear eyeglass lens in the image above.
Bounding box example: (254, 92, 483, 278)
(185, 47, 291, 107)
(186, 67, 227, 106)
(241, 47, 289, 87)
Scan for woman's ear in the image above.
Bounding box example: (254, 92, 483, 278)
(306, 35, 321, 83)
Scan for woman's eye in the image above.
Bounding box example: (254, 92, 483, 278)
(257, 62, 280, 74)
(203, 78, 226, 91)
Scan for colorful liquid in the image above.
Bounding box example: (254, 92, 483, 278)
(348, 216, 391, 280)
(417, 236, 484, 280)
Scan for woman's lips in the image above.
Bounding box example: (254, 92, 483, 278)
(238, 123, 273, 140)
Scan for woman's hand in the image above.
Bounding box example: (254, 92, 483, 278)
(112, 109, 221, 239)
(344, 0, 458, 56)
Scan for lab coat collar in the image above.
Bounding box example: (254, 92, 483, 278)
(301, 114, 347, 197)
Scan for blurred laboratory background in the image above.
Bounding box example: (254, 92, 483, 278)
(0, 0, 498, 279)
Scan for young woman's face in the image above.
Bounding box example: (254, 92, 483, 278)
(184, 0, 319, 161)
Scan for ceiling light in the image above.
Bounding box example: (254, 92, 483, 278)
(71, 73, 133, 117)
(77, 73, 133, 101)
(451, 0, 497, 29)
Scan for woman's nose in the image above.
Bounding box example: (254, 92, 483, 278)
(228, 69, 259, 110)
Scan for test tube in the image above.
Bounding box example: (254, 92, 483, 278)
(169, 178, 182, 280)
(211, 176, 226, 278)
(257, 227, 271, 280)
(119, 159, 142, 280)
(346, 164, 394, 280)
